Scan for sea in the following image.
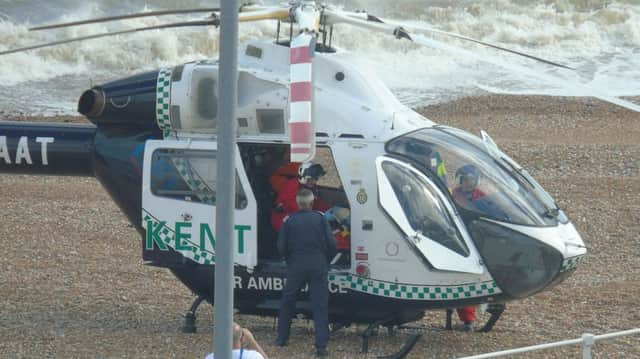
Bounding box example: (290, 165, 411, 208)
(0, 0, 639, 116)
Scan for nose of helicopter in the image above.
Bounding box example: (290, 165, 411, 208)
(469, 218, 586, 299)
(545, 219, 587, 290)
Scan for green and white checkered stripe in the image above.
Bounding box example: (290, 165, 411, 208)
(328, 274, 500, 301)
(156, 68, 173, 138)
(560, 255, 584, 272)
(143, 212, 216, 265)
(172, 157, 216, 204)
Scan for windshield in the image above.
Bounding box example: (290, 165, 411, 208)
(451, 127, 564, 222)
(386, 127, 559, 226)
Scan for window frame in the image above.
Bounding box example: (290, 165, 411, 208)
(150, 148, 248, 209)
(376, 156, 484, 274)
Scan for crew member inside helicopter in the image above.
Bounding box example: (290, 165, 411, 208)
(405, 142, 479, 330)
(269, 160, 300, 196)
(451, 163, 487, 331)
(269, 156, 351, 265)
(323, 206, 351, 265)
(404, 140, 481, 331)
(452, 164, 486, 211)
(406, 141, 449, 188)
(271, 161, 331, 231)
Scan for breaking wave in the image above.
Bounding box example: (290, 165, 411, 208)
(0, 0, 638, 114)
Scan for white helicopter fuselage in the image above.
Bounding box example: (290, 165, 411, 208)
(0, 0, 603, 335)
(140, 39, 585, 308)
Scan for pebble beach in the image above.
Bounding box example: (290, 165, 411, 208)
(1, 94, 639, 358)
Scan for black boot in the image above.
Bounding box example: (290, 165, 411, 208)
(315, 347, 328, 358)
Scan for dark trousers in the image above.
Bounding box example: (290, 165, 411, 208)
(277, 265, 329, 350)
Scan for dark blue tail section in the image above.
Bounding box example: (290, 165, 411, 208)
(0, 121, 96, 176)
(78, 70, 160, 128)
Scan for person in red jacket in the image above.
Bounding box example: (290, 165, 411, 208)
(451, 164, 486, 331)
(453, 164, 486, 330)
(452, 164, 486, 210)
(271, 162, 331, 231)
(269, 162, 300, 195)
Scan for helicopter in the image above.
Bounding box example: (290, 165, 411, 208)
(3, 0, 633, 355)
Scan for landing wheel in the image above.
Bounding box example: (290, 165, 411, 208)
(182, 295, 206, 333)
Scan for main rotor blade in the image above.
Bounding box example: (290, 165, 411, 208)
(238, 8, 290, 23)
(341, 11, 574, 70)
(0, 19, 218, 56)
(1, 5, 289, 57)
(29, 8, 220, 31)
(410, 32, 640, 113)
(325, 10, 640, 113)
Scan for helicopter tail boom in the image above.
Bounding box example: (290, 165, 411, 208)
(78, 70, 161, 128)
(0, 122, 96, 176)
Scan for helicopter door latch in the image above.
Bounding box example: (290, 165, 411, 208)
(181, 213, 193, 222)
(411, 231, 422, 244)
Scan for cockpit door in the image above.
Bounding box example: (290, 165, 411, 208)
(376, 156, 483, 274)
(142, 140, 257, 269)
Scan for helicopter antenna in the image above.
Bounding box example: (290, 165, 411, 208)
(329, 24, 333, 48)
(289, 18, 294, 44)
(320, 9, 329, 50)
(28, 8, 221, 31)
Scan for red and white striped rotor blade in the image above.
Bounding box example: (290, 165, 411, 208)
(289, 32, 316, 163)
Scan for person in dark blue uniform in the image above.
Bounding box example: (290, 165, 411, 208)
(275, 188, 337, 358)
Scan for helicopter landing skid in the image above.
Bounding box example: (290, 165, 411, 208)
(377, 333, 422, 359)
(359, 321, 422, 359)
(445, 308, 454, 330)
(182, 295, 206, 333)
(330, 321, 351, 334)
(478, 303, 506, 333)
(361, 320, 383, 353)
(444, 303, 506, 332)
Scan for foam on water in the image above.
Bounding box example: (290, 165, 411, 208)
(0, 0, 638, 115)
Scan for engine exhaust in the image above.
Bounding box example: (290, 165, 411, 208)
(78, 88, 106, 117)
(76, 70, 160, 128)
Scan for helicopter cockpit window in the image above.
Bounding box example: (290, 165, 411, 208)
(381, 161, 469, 256)
(440, 126, 566, 224)
(386, 128, 558, 226)
(197, 78, 217, 120)
(151, 149, 247, 209)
